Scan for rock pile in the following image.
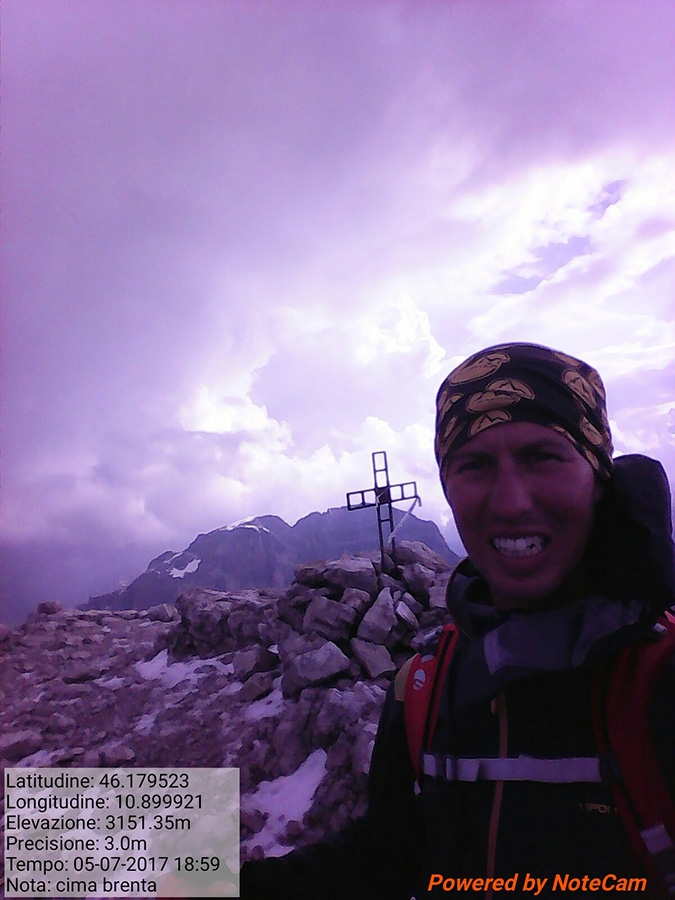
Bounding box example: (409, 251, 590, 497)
(0, 541, 454, 871)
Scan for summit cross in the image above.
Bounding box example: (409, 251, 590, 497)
(346, 451, 420, 567)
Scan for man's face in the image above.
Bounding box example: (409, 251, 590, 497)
(441, 422, 602, 610)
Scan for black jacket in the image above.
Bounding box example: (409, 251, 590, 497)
(242, 456, 675, 898)
(242, 602, 675, 898)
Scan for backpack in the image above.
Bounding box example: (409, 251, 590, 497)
(397, 614, 675, 897)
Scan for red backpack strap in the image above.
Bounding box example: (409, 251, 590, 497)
(402, 624, 459, 782)
(592, 613, 675, 897)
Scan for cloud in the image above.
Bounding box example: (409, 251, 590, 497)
(494, 236, 593, 295)
(588, 180, 627, 219)
(248, 295, 447, 450)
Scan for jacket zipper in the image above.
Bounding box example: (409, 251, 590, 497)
(485, 692, 508, 900)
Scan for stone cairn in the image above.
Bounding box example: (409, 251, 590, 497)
(0, 540, 453, 867)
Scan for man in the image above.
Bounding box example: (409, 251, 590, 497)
(242, 343, 675, 898)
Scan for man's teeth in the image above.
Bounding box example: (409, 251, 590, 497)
(492, 536, 545, 558)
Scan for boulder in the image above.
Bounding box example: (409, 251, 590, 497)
(400, 592, 424, 617)
(356, 587, 397, 643)
(314, 683, 385, 741)
(281, 642, 351, 697)
(320, 558, 378, 595)
(379, 574, 403, 595)
(395, 600, 420, 630)
(277, 585, 328, 628)
(147, 603, 177, 622)
(270, 692, 324, 773)
(63, 666, 101, 684)
(282, 820, 304, 843)
(352, 723, 378, 775)
(37, 600, 64, 615)
(385, 620, 415, 651)
(350, 639, 396, 678)
(277, 631, 325, 665)
(276, 594, 305, 630)
(240, 805, 268, 837)
(392, 540, 452, 574)
(233, 646, 279, 680)
(175, 589, 234, 655)
(429, 574, 452, 610)
(303, 595, 358, 642)
(341, 588, 372, 616)
(293, 562, 328, 588)
(46, 713, 78, 733)
(400, 563, 436, 600)
(99, 742, 136, 765)
(258, 618, 294, 649)
(227, 594, 277, 646)
(238, 672, 275, 702)
(0, 729, 42, 762)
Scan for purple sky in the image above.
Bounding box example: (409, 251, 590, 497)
(2, 0, 674, 625)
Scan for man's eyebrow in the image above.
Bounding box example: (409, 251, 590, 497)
(449, 447, 492, 461)
(449, 438, 572, 460)
(520, 438, 570, 450)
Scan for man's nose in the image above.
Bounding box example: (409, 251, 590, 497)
(487, 462, 534, 518)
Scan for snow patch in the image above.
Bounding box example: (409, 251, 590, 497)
(219, 681, 244, 697)
(222, 517, 270, 534)
(96, 675, 125, 689)
(224, 516, 256, 530)
(135, 650, 233, 688)
(169, 558, 201, 578)
(243, 687, 285, 722)
(244, 750, 328, 857)
(133, 712, 158, 735)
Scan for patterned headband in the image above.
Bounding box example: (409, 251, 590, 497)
(435, 343, 614, 483)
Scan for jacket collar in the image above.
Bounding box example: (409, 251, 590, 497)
(445, 557, 651, 704)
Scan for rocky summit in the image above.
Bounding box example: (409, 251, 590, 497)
(0, 540, 455, 886)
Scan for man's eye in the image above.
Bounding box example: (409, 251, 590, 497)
(457, 458, 487, 473)
(526, 450, 560, 463)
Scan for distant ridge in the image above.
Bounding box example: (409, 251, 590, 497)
(84, 506, 459, 612)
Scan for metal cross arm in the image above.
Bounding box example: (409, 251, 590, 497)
(346, 480, 419, 511)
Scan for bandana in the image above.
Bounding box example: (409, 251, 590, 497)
(435, 343, 614, 483)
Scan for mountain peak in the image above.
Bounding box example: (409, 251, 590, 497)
(85, 506, 458, 612)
